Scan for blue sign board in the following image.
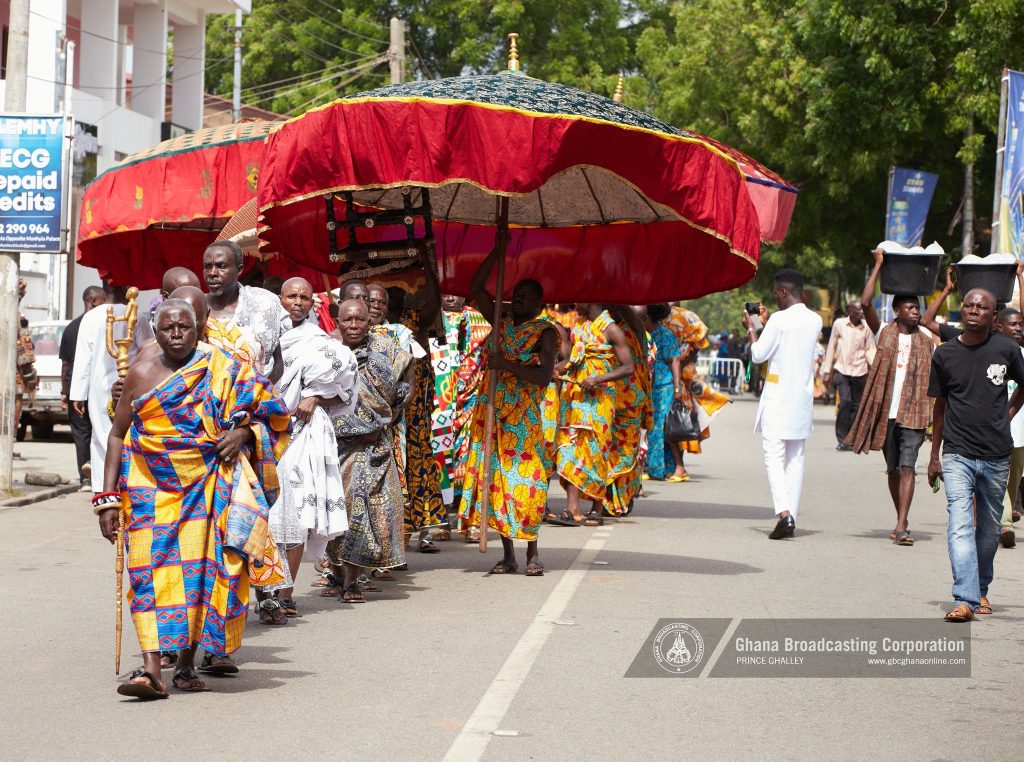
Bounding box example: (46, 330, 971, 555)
(885, 167, 939, 247)
(997, 70, 1024, 257)
(0, 114, 67, 253)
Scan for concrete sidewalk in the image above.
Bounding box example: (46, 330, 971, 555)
(1, 428, 83, 507)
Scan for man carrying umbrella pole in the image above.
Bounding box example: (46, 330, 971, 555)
(457, 229, 559, 576)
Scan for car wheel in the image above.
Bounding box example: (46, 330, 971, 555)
(31, 423, 54, 440)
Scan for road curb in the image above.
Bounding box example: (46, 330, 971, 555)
(0, 483, 81, 509)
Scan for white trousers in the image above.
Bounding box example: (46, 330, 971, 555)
(88, 402, 113, 493)
(762, 437, 806, 518)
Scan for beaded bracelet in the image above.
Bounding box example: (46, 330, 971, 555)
(91, 491, 119, 504)
(91, 494, 121, 516)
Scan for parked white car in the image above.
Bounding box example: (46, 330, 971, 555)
(21, 320, 69, 440)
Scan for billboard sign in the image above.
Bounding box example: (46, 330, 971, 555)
(0, 114, 70, 253)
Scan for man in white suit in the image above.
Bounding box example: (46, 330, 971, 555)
(743, 269, 822, 539)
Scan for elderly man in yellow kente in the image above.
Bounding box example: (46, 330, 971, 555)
(95, 299, 290, 700)
(553, 304, 635, 526)
(458, 230, 559, 577)
(605, 305, 652, 515)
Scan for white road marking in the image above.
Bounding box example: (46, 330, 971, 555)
(443, 528, 614, 761)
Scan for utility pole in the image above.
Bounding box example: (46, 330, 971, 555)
(232, 10, 243, 122)
(962, 119, 975, 257)
(0, 0, 30, 490)
(389, 17, 405, 85)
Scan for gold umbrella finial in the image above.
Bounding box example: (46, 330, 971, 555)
(613, 73, 625, 103)
(507, 33, 521, 71)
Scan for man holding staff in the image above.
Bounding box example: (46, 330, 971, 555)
(95, 299, 290, 699)
(457, 232, 559, 576)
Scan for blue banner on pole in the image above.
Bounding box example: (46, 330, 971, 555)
(997, 70, 1024, 258)
(885, 167, 939, 247)
(0, 114, 67, 253)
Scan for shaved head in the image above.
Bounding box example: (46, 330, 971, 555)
(169, 285, 209, 338)
(280, 277, 314, 325)
(282, 276, 312, 294)
(162, 266, 200, 296)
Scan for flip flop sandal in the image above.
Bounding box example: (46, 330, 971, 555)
(433, 529, 452, 541)
(583, 511, 605, 527)
(199, 653, 239, 675)
(172, 667, 210, 693)
(896, 532, 914, 546)
(464, 529, 481, 542)
(356, 574, 380, 592)
(418, 539, 440, 553)
(279, 597, 300, 617)
(371, 569, 396, 581)
(319, 585, 343, 597)
(489, 561, 518, 574)
(525, 562, 544, 577)
(117, 669, 169, 700)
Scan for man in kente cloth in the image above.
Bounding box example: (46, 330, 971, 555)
(263, 278, 357, 617)
(95, 299, 290, 699)
(366, 269, 448, 555)
(846, 248, 934, 546)
(432, 293, 492, 541)
(458, 232, 559, 576)
(605, 306, 652, 515)
(325, 299, 415, 602)
(553, 304, 635, 526)
(202, 240, 285, 380)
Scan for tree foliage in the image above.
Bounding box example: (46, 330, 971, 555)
(206, 0, 1024, 307)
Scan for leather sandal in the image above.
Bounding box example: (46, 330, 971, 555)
(944, 604, 975, 622)
(976, 596, 993, 615)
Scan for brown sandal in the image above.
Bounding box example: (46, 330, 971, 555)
(976, 596, 993, 615)
(342, 582, 366, 603)
(944, 604, 975, 622)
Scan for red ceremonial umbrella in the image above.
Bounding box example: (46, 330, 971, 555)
(77, 120, 273, 288)
(257, 75, 769, 303)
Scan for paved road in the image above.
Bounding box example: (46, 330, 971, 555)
(4, 399, 1023, 760)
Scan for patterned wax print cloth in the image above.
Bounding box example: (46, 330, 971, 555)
(665, 305, 710, 359)
(647, 323, 681, 479)
(327, 332, 413, 569)
(457, 315, 558, 541)
(429, 312, 461, 505)
(263, 322, 357, 591)
(120, 347, 291, 656)
(677, 359, 730, 455)
(556, 310, 618, 501)
(606, 322, 653, 514)
(404, 358, 448, 532)
(452, 308, 491, 490)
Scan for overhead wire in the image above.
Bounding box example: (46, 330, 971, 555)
(285, 59, 388, 116)
(302, 1, 390, 44)
(269, 8, 377, 59)
(238, 56, 381, 99)
(244, 55, 388, 108)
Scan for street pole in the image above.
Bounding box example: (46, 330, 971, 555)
(0, 0, 30, 490)
(232, 9, 243, 122)
(992, 67, 1010, 255)
(962, 120, 975, 257)
(389, 17, 405, 85)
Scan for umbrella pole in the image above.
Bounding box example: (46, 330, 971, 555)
(478, 197, 510, 553)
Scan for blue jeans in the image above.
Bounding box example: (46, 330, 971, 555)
(942, 453, 1009, 609)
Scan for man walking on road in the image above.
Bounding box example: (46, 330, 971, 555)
(927, 289, 1024, 622)
(847, 249, 933, 546)
(995, 307, 1024, 549)
(743, 269, 822, 540)
(822, 300, 875, 450)
(60, 285, 106, 490)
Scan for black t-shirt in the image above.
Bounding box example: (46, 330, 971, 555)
(58, 313, 84, 396)
(928, 332, 1024, 459)
(938, 323, 962, 343)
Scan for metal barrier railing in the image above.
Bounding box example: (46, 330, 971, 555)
(695, 356, 746, 394)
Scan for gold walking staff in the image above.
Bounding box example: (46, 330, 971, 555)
(105, 286, 139, 675)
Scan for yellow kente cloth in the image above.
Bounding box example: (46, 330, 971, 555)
(556, 311, 618, 501)
(457, 316, 558, 541)
(606, 324, 653, 513)
(121, 348, 290, 655)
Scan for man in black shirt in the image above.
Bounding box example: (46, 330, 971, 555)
(928, 288, 1024, 622)
(60, 286, 106, 490)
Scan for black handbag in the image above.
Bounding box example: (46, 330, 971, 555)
(665, 400, 700, 443)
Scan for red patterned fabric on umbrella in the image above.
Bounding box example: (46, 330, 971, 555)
(257, 71, 773, 303)
(77, 121, 272, 288)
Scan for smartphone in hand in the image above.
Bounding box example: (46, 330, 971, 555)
(744, 301, 762, 331)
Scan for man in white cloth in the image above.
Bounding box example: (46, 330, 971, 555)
(69, 285, 154, 493)
(203, 240, 286, 381)
(743, 269, 822, 540)
(259, 277, 358, 619)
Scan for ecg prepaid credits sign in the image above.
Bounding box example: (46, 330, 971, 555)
(0, 115, 68, 253)
(625, 619, 971, 678)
